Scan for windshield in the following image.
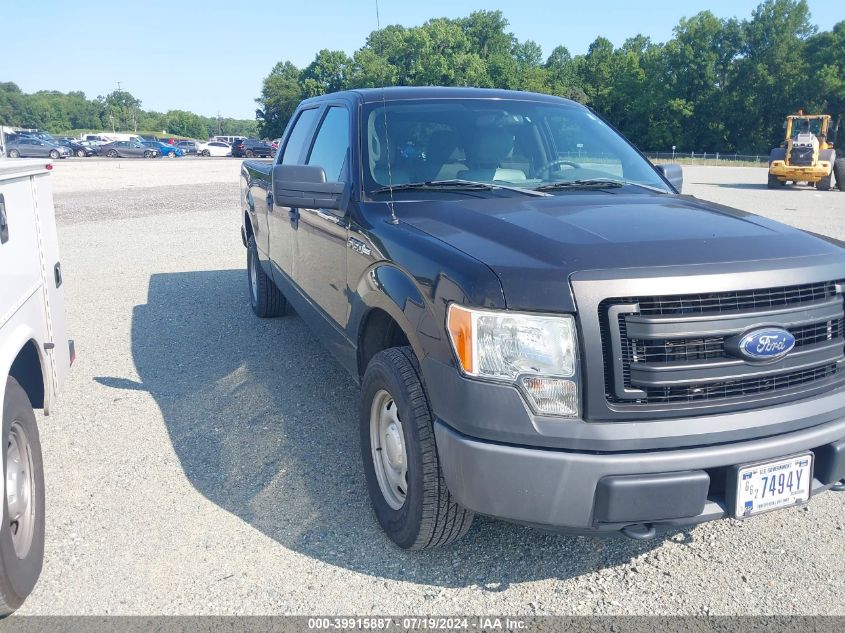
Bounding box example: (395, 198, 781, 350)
(790, 117, 824, 139)
(362, 99, 670, 196)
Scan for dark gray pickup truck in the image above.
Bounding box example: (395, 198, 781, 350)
(239, 86, 845, 548)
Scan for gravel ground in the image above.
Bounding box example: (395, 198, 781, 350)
(16, 160, 845, 615)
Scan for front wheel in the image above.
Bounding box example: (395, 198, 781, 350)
(818, 170, 834, 191)
(76, 149, 86, 158)
(48, 150, 59, 159)
(247, 236, 286, 317)
(360, 347, 474, 549)
(245, 150, 254, 158)
(0, 378, 45, 615)
(8, 150, 19, 159)
(201, 150, 210, 157)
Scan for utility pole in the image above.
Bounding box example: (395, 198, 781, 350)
(117, 81, 122, 91)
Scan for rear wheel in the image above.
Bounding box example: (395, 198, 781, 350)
(834, 158, 845, 192)
(201, 149, 210, 157)
(360, 347, 474, 549)
(767, 174, 783, 189)
(76, 149, 85, 158)
(245, 150, 254, 158)
(818, 170, 834, 191)
(8, 150, 19, 159)
(107, 150, 117, 158)
(247, 236, 286, 317)
(0, 378, 45, 615)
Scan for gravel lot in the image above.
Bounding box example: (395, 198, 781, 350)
(17, 160, 845, 615)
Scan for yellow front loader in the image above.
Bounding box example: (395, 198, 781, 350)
(768, 113, 843, 191)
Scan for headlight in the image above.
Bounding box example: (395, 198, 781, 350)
(446, 304, 579, 417)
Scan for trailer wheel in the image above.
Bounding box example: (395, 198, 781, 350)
(834, 159, 845, 192)
(360, 347, 474, 549)
(0, 378, 45, 615)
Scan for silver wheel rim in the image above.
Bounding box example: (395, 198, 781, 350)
(6, 421, 35, 559)
(249, 249, 258, 302)
(369, 389, 408, 510)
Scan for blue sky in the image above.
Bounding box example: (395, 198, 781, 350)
(1, 0, 840, 119)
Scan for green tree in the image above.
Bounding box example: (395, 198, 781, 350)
(256, 61, 304, 139)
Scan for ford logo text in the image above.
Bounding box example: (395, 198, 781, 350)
(738, 328, 795, 361)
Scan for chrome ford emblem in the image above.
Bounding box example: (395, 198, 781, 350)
(737, 328, 795, 361)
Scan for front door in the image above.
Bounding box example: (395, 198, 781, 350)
(294, 105, 351, 328)
(268, 106, 320, 285)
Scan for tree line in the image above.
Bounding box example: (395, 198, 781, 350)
(256, 0, 844, 155)
(0, 83, 257, 139)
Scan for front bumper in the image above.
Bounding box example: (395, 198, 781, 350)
(435, 418, 845, 533)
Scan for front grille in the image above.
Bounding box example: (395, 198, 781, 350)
(790, 147, 814, 166)
(641, 364, 838, 405)
(634, 281, 836, 316)
(600, 280, 845, 409)
(632, 318, 844, 364)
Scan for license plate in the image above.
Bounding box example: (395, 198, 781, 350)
(734, 453, 813, 518)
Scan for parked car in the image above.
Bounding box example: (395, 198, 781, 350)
(99, 140, 159, 158)
(141, 141, 183, 158)
(56, 139, 96, 157)
(240, 86, 845, 548)
(174, 140, 200, 155)
(6, 138, 71, 159)
(1, 155, 73, 613)
(232, 138, 272, 158)
(270, 137, 281, 152)
(196, 141, 231, 157)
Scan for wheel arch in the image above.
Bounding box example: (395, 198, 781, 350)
(354, 264, 433, 379)
(2, 333, 47, 416)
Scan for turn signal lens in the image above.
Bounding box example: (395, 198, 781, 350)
(520, 376, 578, 417)
(447, 304, 474, 374)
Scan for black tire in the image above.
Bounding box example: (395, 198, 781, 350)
(8, 150, 19, 159)
(360, 347, 473, 549)
(247, 236, 286, 317)
(48, 150, 59, 159)
(767, 174, 784, 189)
(818, 170, 834, 191)
(76, 149, 85, 158)
(0, 378, 45, 615)
(107, 150, 117, 158)
(245, 149, 254, 158)
(834, 158, 845, 192)
(202, 150, 210, 157)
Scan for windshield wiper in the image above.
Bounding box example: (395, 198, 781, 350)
(534, 178, 668, 194)
(373, 179, 550, 197)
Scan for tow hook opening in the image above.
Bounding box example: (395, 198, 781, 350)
(620, 523, 657, 541)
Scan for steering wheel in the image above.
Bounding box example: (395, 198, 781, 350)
(537, 158, 581, 177)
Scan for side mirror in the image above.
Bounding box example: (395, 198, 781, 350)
(656, 163, 683, 193)
(272, 164, 347, 210)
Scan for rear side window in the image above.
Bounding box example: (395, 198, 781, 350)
(281, 108, 319, 165)
(306, 106, 350, 182)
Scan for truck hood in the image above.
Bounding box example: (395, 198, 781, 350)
(394, 192, 845, 311)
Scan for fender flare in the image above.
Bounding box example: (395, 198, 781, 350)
(353, 263, 436, 373)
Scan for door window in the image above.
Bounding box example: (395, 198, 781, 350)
(306, 106, 350, 182)
(280, 107, 319, 165)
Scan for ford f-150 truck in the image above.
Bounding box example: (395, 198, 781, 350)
(239, 87, 845, 549)
(0, 152, 72, 609)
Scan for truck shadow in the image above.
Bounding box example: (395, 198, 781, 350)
(120, 269, 677, 588)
